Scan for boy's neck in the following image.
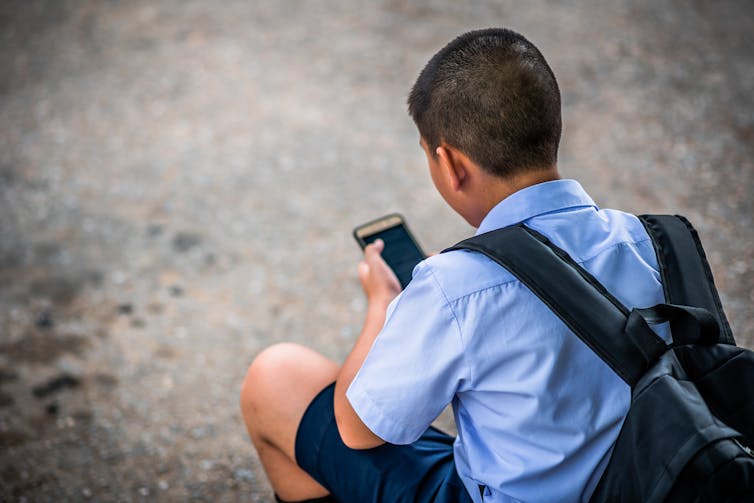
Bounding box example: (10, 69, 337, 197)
(472, 167, 561, 226)
(500, 167, 561, 198)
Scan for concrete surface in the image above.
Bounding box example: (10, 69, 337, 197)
(1, 0, 752, 501)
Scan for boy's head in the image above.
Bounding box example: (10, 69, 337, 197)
(408, 28, 561, 179)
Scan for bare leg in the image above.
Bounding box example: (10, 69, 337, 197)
(240, 343, 339, 501)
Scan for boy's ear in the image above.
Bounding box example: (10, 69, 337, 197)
(435, 144, 467, 191)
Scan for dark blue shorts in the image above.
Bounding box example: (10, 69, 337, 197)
(295, 383, 473, 503)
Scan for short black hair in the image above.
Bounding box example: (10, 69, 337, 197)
(408, 28, 561, 178)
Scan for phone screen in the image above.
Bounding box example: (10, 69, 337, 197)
(356, 218, 425, 289)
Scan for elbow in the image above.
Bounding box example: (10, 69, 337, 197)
(341, 433, 380, 451)
(334, 407, 371, 450)
(339, 430, 366, 450)
(338, 425, 382, 450)
(333, 395, 384, 450)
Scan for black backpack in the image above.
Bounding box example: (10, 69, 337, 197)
(448, 214, 754, 502)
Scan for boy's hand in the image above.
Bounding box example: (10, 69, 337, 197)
(358, 239, 401, 307)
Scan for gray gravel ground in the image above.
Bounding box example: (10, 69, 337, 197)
(1, 1, 752, 501)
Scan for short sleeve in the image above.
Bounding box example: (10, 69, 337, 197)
(346, 261, 470, 444)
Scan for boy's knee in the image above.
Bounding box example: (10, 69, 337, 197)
(240, 343, 338, 449)
(240, 343, 313, 411)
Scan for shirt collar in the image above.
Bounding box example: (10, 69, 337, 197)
(475, 179, 598, 235)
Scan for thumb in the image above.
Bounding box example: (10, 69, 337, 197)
(365, 239, 385, 263)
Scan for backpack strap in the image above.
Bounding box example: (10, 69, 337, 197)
(445, 224, 668, 386)
(638, 215, 735, 345)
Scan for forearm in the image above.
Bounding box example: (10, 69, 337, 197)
(334, 238, 399, 449)
(338, 302, 388, 394)
(333, 301, 390, 449)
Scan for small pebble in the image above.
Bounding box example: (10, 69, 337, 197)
(172, 232, 201, 252)
(117, 303, 134, 315)
(46, 401, 59, 416)
(32, 374, 80, 398)
(35, 309, 54, 329)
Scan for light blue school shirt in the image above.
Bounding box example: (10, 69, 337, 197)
(347, 179, 669, 503)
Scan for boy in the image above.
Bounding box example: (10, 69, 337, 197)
(240, 28, 666, 502)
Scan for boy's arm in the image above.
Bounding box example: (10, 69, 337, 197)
(333, 239, 401, 450)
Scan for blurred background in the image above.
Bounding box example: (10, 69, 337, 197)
(1, 0, 752, 501)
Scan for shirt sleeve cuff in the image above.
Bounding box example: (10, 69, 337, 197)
(346, 384, 420, 445)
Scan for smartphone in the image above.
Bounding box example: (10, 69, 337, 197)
(353, 214, 426, 289)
